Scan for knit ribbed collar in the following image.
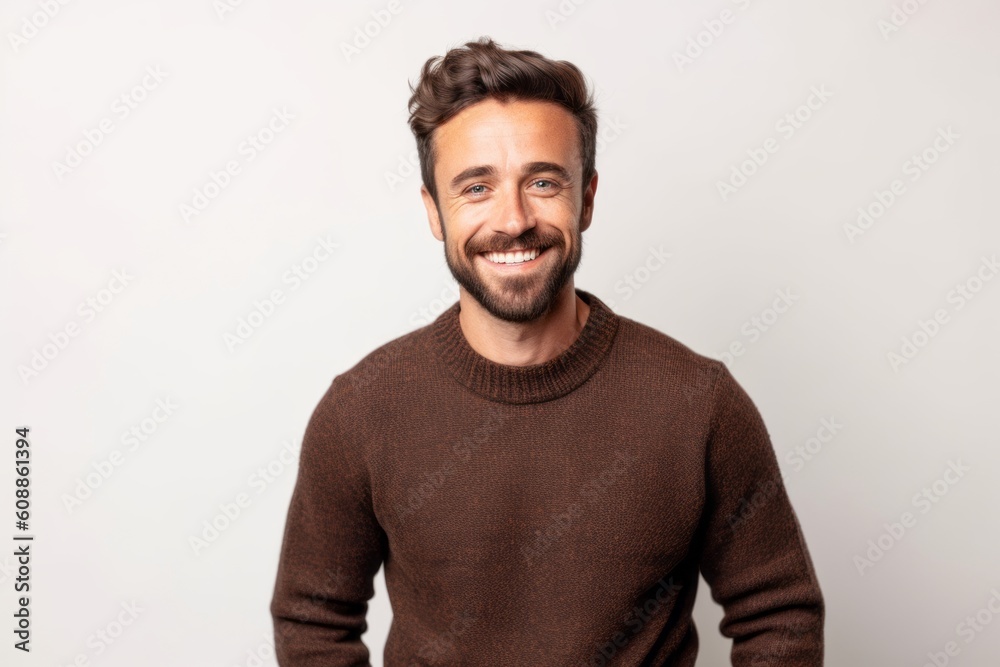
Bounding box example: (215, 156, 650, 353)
(429, 288, 620, 405)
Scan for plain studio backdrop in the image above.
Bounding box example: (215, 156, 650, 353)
(2, 0, 999, 665)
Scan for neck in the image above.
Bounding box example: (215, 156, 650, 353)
(457, 281, 591, 367)
(429, 287, 619, 404)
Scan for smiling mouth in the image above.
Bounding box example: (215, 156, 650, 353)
(480, 247, 547, 265)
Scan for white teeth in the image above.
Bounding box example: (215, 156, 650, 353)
(485, 248, 539, 264)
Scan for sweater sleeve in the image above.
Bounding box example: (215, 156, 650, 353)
(270, 377, 387, 666)
(697, 362, 825, 666)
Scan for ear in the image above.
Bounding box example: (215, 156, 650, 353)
(579, 169, 598, 233)
(421, 184, 444, 242)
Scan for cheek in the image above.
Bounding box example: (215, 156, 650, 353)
(504, 196, 571, 223)
(443, 218, 481, 256)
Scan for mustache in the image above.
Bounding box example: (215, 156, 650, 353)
(466, 230, 564, 255)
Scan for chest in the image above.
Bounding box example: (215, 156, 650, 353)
(368, 402, 709, 574)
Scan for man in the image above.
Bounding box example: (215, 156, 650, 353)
(270, 36, 824, 666)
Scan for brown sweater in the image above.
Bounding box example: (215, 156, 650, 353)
(270, 288, 824, 666)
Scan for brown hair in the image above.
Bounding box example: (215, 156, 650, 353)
(407, 36, 598, 206)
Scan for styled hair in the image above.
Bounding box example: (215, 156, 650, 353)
(407, 36, 598, 206)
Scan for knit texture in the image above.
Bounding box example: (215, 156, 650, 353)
(270, 288, 825, 666)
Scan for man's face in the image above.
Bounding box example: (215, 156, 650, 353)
(421, 97, 597, 323)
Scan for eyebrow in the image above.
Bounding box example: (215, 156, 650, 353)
(448, 161, 573, 191)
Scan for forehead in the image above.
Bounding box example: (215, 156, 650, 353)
(432, 98, 580, 171)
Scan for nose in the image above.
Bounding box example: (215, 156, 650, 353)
(493, 182, 535, 239)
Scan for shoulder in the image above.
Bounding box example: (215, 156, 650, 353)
(320, 319, 436, 412)
(611, 314, 766, 443)
(613, 313, 728, 393)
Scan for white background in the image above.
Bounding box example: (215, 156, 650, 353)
(2, 0, 999, 665)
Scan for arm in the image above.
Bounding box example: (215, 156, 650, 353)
(270, 377, 387, 666)
(697, 362, 825, 666)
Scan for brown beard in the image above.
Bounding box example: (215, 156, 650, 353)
(441, 222, 583, 323)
